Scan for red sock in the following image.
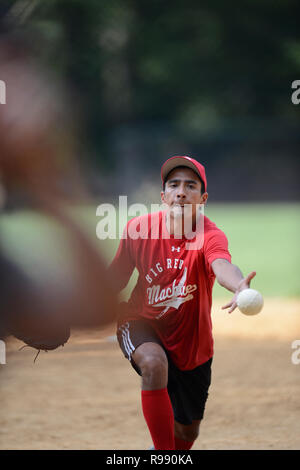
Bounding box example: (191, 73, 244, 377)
(141, 388, 175, 450)
(175, 436, 194, 450)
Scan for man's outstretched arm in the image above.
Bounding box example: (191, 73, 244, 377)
(211, 258, 256, 313)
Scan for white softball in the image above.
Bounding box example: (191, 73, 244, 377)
(236, 288, 264, 315)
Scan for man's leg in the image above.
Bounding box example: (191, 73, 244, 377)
(174, 420, 201, 450)
(132, 342, 175, 450)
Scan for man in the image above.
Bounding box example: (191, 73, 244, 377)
(109, 156, 256, 450)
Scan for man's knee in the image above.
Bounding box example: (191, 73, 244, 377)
(132, 343, 168, 388)
(140, 353, 168, 378)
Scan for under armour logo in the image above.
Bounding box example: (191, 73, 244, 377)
(171, 246, 181, 252)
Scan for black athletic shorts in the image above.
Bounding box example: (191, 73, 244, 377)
(117, 319, 212, 426)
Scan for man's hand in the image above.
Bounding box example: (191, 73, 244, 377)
(221, 271, 256, 313)
(211, 259, 257, 314)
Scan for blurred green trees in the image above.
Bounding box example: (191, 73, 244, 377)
(1, 0, 300, 199)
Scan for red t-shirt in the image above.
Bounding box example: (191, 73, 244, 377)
(109, 211, 231, 370)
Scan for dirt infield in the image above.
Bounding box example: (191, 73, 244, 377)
(1, 299, 299, 450)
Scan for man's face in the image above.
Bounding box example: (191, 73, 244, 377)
(161, 167, 208, 218)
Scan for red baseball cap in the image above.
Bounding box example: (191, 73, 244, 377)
(161, 156, 207, 192)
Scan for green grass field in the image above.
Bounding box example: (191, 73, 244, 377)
(204, 203, 300, 298)
(0, 203, 299, 299)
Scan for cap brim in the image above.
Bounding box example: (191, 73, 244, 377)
(162, 157, 202, 183)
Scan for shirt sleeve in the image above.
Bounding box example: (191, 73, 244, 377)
(107, 222, 136, 293)
(203, 229, 232, 266)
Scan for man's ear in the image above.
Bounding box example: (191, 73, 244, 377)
(161, 191, 165, 203)
(200, 192, 208, 205)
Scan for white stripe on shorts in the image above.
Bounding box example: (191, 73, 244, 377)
(120, 324, 135, 360)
